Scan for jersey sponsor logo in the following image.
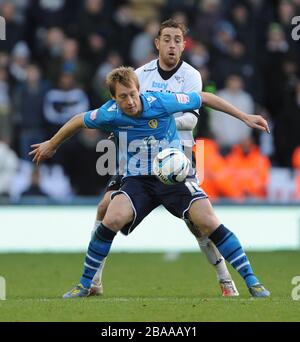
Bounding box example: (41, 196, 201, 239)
(175, 93, 190, 104)
(90, 109, 97, 121)
(148, 119, 158, 129)
(108, 104, 117, 112)
(152, 81, 168, 90)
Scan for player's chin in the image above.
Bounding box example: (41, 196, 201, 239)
(125, 107, 138, 116)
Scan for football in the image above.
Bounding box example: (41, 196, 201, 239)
(153, 148, 190, 185)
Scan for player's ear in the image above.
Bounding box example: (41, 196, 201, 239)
(154, 38, 160, 51)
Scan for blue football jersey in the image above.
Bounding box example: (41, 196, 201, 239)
(84, 91, 201, 176)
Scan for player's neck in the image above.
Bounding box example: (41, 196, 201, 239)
(157, 59, 183, 80)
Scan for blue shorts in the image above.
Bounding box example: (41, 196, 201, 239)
(111, 176, 208, 235)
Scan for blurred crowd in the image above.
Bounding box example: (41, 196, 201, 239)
(0, 0, 300, 202)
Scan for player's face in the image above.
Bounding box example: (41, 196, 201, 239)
(114, 81, 142, 117)
(155, 27, 185, 70)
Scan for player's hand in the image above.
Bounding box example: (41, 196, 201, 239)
(244, 114, 270, 134)
(29, 140, 57, 165)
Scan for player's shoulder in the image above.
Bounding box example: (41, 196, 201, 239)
(180, 61, 201, 78)
(96, 99, 118, 121)
(101, 99, 117, 113)
(135, 59, 158, 75)
(141, 91, 170, 108)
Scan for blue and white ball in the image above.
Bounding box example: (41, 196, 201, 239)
(153, 148, 190, 185)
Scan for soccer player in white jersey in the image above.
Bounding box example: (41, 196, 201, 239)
(90, 19, 239, 297)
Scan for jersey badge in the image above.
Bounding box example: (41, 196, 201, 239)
(148, 119, 158, 129)
(90, 109, 97, 121)
(175, 93, 190, 104)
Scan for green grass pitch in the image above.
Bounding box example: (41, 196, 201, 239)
(0, 251, 300, 321)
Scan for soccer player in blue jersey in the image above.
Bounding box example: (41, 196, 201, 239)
(92, 19, 239, 298)
(30, 66, 271, 298)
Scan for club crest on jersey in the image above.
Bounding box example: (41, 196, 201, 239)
(148, 119, 158, 129)
(90, 109, 97, 121)
(175, 93, 190, 104)
(175, 76, 184, 84)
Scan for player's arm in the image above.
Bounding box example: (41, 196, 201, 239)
(200, 91, 270, 133)
(29, 113, 86, 165)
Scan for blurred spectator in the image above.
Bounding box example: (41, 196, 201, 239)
(226, 136, 271, 199)
(92, 51, 123, 105)
(212, 20, 236, 56)
(161, 0, 198, 24)
(292, 146, 300, 199)
(193, 0, 224, 45)
(274, 80, 300, 166)
(0, 140, 18, 195)
(228, 3, 253, 48)
(10, 161, 73, 202)
(262, 23, 289, 119)
(43, 71, 89, 136)
(61, 129, 109, 195)
(187, 41, 210, 69)
(130, 19, 159, 68)
(194, 138, 242, 201)
(9, 41, 30, 85)
(49, 38, 90, 88)
(76, 0, 111, 68)
(0, 2, 24, 52)
(27, 0, 79, 30)
(277, 0, 299, 55)
(37, 27, 65, 81)
(0, 67, 11, 143)
(212, 39, 260, 99)
(110, 3, 141, 64)
(20, 166, 48, 197)
(209, 74, 254, 153)
(14, 64, 48, 160)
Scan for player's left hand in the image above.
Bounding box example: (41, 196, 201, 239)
(244, 114, 270, 134)
(29, 140, 57, 165)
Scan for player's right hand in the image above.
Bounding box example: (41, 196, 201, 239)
(29, 140, 57, 165)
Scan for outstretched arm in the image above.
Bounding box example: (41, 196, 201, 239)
(29, 113, 86, 165)
(200, 92, 270, 133)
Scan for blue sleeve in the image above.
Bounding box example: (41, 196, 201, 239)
(83, 108, 113, 132)
(157, 92, 201, 115)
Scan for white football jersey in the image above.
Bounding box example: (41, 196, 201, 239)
(135, 59, 202, 147)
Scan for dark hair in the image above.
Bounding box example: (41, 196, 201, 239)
(106, 66, 139, 97)
(158, 18, 188, 38)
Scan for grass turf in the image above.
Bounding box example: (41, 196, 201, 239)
(0, 251, 300, 322)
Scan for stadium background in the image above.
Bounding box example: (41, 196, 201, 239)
(0, 0, 300, 322)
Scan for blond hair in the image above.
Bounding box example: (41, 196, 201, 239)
(106, 66, 140, 97)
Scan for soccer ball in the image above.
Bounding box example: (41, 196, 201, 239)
(153, 148, 190, 185)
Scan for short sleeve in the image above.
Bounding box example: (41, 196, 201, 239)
(83, 108, 113, 131)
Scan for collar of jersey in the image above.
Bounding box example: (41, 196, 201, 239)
(157, 59, 183, 80)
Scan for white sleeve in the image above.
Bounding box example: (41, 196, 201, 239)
(175, 68, 202, 130)
(175, 113, 198, 130)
